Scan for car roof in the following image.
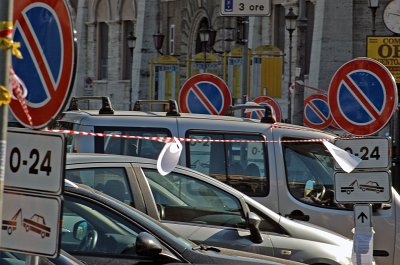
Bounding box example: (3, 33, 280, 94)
(66, 152, 155, 164)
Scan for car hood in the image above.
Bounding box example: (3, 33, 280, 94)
(245, 195, 352, 246)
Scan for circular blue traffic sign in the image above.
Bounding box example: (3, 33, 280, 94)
(179, 73, 232, 115)
(304, 94, 332, 129)
(328, 58, 397, 136)
(11, 0, 76, 129)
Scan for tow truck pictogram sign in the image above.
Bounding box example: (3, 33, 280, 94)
(2, 209, 51, 238)
(341, 180, 385, 194)
(334, 171, 391, 203)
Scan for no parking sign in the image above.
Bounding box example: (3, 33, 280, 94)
(245, 96, 282, 122)
(328, 58, 397, 136)
(179, 73, 232, 115)
(11, 0, 76, 129)
(304, 94, 332, 130)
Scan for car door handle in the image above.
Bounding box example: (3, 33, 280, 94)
(373, 250, 389, 257)
(285, 210, 310, 221)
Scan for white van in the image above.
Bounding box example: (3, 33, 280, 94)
(51, 97, 399, 265)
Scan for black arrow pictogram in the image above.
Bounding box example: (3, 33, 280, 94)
(357, 212, 368, 223)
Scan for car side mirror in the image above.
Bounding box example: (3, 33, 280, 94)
(73, 220, 89, 241)
(136, 232, 163, 256)
(304, 180, 315, 197)
(248, 212, 263, 244)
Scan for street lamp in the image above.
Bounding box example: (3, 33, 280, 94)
(199, 25, 210, 72)
(285, 7, 297, 123)
(368, 0, 379, 36)
(153, 32, 165, 55)
(127, 31, 136, 110)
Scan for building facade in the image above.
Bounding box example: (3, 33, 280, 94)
(69, 0, 394, 122)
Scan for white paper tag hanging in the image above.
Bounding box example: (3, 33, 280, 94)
(157, 137, 182, 176)
(323, 141, 362, 173)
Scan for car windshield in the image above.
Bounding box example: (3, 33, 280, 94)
(282, 139, 345, 208)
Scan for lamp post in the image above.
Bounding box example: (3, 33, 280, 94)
(285, 7, 297, 124)
(153, 32, 165, 55)
(368, 0, 379, 36)
(127, 31, 136, 110)
(199, 25, 210, 72)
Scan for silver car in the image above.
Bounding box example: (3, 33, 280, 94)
(65, 153, 353, 265)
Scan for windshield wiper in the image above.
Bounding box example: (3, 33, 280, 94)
(193, 244, 221, 252)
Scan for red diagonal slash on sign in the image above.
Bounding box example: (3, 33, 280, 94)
(17, 14, 56, 98)
(189, 83, 219, 115)
(308, 100, 329, 123)
(342, 75, 380, 120)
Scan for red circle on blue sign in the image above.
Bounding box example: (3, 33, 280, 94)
(304, 94, 332, 130)
(328, 57, 397, 136)
(179, 73, 232, 115)
(10, 0, 76, 129)
(245, 96, 282, 122)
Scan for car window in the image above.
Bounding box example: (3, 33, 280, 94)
(65, 167, 133, 205)
(52, 121, 75, 153)
(186, 131, 268, 197)
(142, 168, 246, 229)
(94, 126, 171, 159)
(282, 139, 350, 209)
(61, 195, 141, 256)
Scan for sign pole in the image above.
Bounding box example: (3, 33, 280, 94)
(0, 0, 13, 248)
(241, 17, 249, 106)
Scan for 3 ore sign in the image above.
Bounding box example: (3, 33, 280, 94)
(367, 36, 400, 83)
(220, 0, 271, 16)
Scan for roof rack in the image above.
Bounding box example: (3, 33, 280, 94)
(67, 96, 114, 114)
(226, 104, 276, 123)
(133, 99, 181, 116)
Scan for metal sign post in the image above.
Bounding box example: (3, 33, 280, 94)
(0, 0, 14, 255)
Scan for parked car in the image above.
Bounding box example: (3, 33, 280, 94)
(51, 96, 396, 265)
(62, 180, 304, 265)
(65, 153, 353, 265)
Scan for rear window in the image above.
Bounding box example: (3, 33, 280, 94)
(94, 126, 171, 159)
(186, 131, 268, 197)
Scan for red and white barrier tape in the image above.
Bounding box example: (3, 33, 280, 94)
(9, 67, 33, 127)
(45, 128, 365, 143)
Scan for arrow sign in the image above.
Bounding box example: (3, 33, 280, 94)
(357, 212, 368, 223)
(353, 204, 372, 229)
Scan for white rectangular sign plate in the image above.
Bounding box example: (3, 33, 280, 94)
(353, 204, 372, 229)
(6, 128, 65, 195)
(334, 171, 391, 203)
(0, 191, 61, 257)
(220, 0, 271, 16)
(334, 137, 390, 170)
